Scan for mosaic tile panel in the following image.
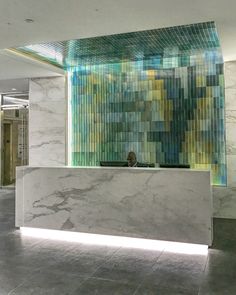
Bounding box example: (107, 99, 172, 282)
(68, 53, 226, 185)
(13, 21, 226, 185)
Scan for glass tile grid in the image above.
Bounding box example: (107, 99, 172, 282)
(13, 21, 221, 67)
(68, 47, 226, 185)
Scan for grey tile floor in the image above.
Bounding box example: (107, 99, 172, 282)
(0, 189, 236, 294)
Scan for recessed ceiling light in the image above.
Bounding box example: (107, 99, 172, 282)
(24, 18, 34, 23)
(11, 88, 16, 91)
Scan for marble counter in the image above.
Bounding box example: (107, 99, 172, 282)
(16, 166, 213, 245)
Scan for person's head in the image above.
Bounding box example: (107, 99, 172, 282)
(127, 151, 137, 166)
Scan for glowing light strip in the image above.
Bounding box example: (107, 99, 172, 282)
(67, 71, 72, 165)
(4, 96, 28, 103)
(26, 45, 63, 64)
(20, 227, 208, 255)
(1, 105, 28, 110)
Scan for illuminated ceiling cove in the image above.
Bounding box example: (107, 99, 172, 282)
(12, 21, 222, 68)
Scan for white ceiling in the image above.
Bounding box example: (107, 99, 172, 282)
(0, 78, 29, 93)
(0, 50, 62, 79)
(0, 49, 63, 91)
(0, 0, 235, 83)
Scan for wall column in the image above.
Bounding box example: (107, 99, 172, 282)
(214, 61, 236, 218)
(29, 76, 66, 166)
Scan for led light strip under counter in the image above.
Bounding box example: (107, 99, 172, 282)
(20, 227, 208, 256)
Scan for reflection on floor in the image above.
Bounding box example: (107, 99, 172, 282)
(0, 189, 236, 295)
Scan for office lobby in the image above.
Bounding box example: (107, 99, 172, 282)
(0, 0, 236, 294)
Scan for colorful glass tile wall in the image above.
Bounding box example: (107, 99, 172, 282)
(13, 21, 226, 185)
(68, 54, 226, 185)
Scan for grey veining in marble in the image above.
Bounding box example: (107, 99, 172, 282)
(226, 111, 236, 123)
(29, 77, 66, 166)
(226, 155, 236, 186)
(213, 186, 236, 218)
(226, 123, 236, 155)
(16, 166, 213, 245)
(225, 61, 236, 90)
(225, 88, 236, 111)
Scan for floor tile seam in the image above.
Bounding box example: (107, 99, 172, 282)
(144, 277, 202, 291)
(138, 266, 204, 293)
(198, 249, 210, 294)
(140, 285, 200, 293)
(33, 265, 93, 280)
(8, 275, 87, 295)
(69, 273, 96, 294)
(6, 268, 39, 295)
(89, 247, 166, 285)
(80, 276, 138, 285)
(67, 279, 89, 295)
(89, 273, 137, 286)
(67, 243, 122, 259)
(155, 246, 165, 261)
(84, 246, 122, 277)
(94, 246, 122, 264)
(132, 282, 143, 295)
(68, 277, 139, 295)
(70, 273, 98, 291)
(203, 252, 209, 273)
(79, 277, 141, 291)
(63, 246, 123, 285)
(151, 255, 208, 272)
(7, 262, 81, 295)
(148, 247, 165, 272)
(90, 260, 160, 285)
(91, 247, 161, 274)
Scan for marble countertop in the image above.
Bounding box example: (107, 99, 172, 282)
(18, 165, 211, 173)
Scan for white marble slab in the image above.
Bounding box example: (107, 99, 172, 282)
(16, 166, 213, 245)
(225, 61, 236, 89)
(226, 111, 236, 123)
(216, 61, 236, 219)
(29, 77, 66, 166)
(226, 123, 236, 155)
(15, 167, 24, 227)
(226, 155, 236, 186)
(225, 88, 236, 111)
(213, 186, 236, 219)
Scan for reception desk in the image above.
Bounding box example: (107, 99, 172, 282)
(16, 166, 213, 245)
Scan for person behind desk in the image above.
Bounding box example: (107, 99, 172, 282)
(127, 151, 137, 167)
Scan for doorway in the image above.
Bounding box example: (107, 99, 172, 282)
(3, 123, 12, 185)
(1, 108, 28, 186)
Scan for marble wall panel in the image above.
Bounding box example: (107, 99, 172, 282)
(224, 61, 236, 89)
(213, 186, 236, 218)
(225, 111, 236, 123)
(226, 155, 236, 186)
(29, 77, 66, 166)
(15, 167, 24, 227)
(225, 88, 236, 110)
(226, 122, 236, 155)
(213, 61, 236, 218)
